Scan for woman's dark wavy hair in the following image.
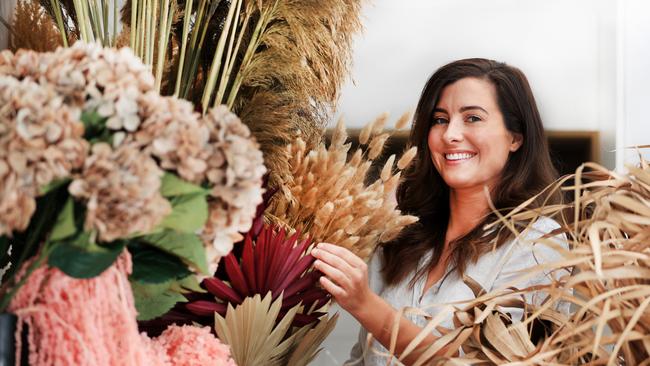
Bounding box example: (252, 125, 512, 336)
(381, 58, 561, 286)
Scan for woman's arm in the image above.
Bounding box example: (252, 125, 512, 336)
(312, 243, 445, 365)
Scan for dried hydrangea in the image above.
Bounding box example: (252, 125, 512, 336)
(129, 92, 210, 183)
(4, 43, 153, 132)
(68, 143, 171, 242)
(200, 106, 266, 260)
(0, 181, 36, 237)
(0, 76, 88, 236)
(0, 45, 266, 264)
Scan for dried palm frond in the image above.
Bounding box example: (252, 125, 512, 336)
(380, 151, 650, 365)
(286, 310, 340, 366)
(267, 113, 419, 261)
(185, 223, 329, 328)
(9, 0, 66, 52)
(214, 292, 338, 366)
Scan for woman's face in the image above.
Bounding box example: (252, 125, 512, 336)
(428, 77, 522, 192)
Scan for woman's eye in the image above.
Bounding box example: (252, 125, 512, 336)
(432, 117, 448, 125)
(466, 115, 482, 122)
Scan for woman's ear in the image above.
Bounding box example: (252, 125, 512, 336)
(510, 132, 523, 152)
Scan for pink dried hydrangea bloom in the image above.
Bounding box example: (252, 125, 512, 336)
(16, 43, 153, 131)
(0, 76, 88, 235)
(68, 143, 171, 242)
(131, 92, 211, 183)
(200, 106, 266, 263)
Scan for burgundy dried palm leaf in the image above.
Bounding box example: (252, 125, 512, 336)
(185, 224, 330, 327)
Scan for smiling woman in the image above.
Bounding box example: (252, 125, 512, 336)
(311, 58, 567, 365)
(429, 77, 523, 191)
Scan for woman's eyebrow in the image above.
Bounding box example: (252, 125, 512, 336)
(459, 105, 488, 114)
(433, 106, 489, 114)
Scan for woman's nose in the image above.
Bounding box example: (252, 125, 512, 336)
(442, 118, 464, 143)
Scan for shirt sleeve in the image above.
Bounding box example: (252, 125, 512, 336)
(345, 327, 368, 365)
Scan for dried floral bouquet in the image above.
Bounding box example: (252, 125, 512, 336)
(0, 1, 432, 365)
(0, 42, 265, 322)
(7, 0, 363, 193)
(156, 113, 422, 365)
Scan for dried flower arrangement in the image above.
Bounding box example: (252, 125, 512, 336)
(268, 113, 419, 261)
(373, 154, 650, 365)
(9, 0, 364, 193)
(181, 214, 335, 365)
(0, 43, 265, 325)
(0, 1, 428, 365)
(138, 113, 423, 364)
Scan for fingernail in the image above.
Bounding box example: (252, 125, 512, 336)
(312, 248, 319, 255)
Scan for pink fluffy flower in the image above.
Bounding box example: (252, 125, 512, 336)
(154, 325, 237, 366)
(8, 252, 236, 366)
(8, 253, 164, 366)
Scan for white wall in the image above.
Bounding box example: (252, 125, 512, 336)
(332, 0, 619, 169)
(620, 0, 650, 169)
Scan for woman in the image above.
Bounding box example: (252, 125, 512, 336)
(311, 58, 567, 365)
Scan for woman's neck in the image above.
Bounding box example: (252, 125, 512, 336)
(447, 187, 490, 241)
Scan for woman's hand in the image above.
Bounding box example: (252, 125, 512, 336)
(312, 243, 449, 364)
(311, 242, 374, 316)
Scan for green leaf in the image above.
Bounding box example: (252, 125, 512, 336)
(48, 232, 125, 278)
(174, 274, 206, 293)
(81, 110, 105, 129)
(131, 280, 187, 321)
(129, 244, 191, 283)
(160, 193, 208, 233)
(140, 230, 209, 274)
(160, 172, 210, 197)
(50, 197, 76, 242)
(81, 110, 112, 144)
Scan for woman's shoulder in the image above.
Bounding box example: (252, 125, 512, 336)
(466, 216, 566, 290)
(498, 216, 567, 259)
(523, 216, 563, 238)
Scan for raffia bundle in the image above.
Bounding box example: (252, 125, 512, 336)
(267, 113, 419, 261)
(379, 153, 650, 365)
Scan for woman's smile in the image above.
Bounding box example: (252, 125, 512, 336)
(443, 151, 477, 164)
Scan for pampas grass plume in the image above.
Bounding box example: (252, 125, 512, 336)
(397, 147, 417, 170)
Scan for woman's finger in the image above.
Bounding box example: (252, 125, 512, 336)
(317, 242, 366, 269)
(319, 276, 346, 298)
(311, 247, 356, 274)
(314, 259, 352, 290)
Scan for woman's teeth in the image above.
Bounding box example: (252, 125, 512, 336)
(445, 153, 475, 161)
